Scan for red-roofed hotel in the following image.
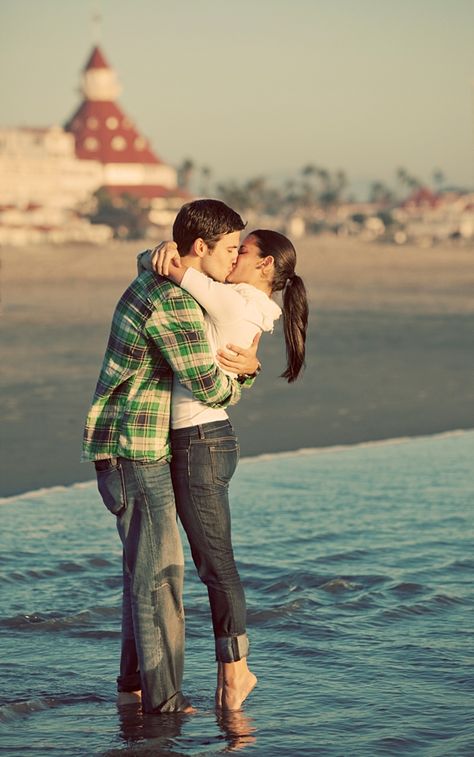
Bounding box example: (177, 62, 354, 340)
(65, 45, 179, 199)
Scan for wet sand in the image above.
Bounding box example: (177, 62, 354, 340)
(1, 237, 473, 497)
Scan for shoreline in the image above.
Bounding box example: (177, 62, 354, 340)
(1, 426, 472, 502)
(1, 237, 473, 498)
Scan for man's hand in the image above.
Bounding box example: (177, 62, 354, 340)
(217, 332, 262, 377)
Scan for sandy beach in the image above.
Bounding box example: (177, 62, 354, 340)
(1, 236, 473, 497)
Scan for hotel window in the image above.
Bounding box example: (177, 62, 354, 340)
(111, 136, 127, 151)
(84, 137, 99, 151)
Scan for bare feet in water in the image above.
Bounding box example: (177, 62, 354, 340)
(181, 703, 197, 714)
(117, 690, 195, 713)
(117, 690, 142, 706)
(216, 658, 257, 711)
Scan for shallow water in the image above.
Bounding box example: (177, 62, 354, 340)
(1, 431, 473, 756)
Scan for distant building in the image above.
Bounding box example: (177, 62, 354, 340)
(0, 44, 186, 244)
(0, 125, 110, 245)
(0, 126, 102, 210)
(394, 188, 474, 243)
(64, 45, 179, 202)
(399, 187, 441, 211)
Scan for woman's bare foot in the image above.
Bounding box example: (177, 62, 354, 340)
(117, 690, 142, 705)
(215, 661, 224, 708)
(221, 659, 257, 711)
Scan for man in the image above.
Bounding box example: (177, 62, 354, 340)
(82, 200, 260, 713)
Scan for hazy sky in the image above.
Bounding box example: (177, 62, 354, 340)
(1, 0, 473, 192)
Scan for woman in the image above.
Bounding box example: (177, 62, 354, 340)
(140, 230, 308, 710)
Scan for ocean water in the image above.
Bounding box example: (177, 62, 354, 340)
(0, 431, 473, 756)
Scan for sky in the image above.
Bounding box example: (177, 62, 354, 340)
(1, 0, 473, 195)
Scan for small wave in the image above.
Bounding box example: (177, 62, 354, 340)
(70, 629, 119, 639)
(444, 557, 474, 571)
(0, 605, 118, 631)
(256, 571, 332, 593)
(0, 568, 56, 585)
(0, 693, 104, 723)
(0, 558, 117, 585)
(381, 593, 467, 621)
(58, 560, 88, 573)
(0, 696, 58, 723)
(314, 548, 370, 563)
(374, 736, 426, 751)
(318, 577, 357, 593)
(391, 582, 426, 596)
(248, 598, 306, 622)
(88, 556, 115, 568)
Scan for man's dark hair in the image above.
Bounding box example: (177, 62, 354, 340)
(173, 199, 246, 255)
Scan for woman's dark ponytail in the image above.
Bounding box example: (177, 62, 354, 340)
(251, 230, 308, 382)
(281, 274, 308, 382)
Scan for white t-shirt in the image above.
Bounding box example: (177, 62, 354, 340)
(172, 267, 282, 429)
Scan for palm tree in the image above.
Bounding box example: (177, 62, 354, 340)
(245, 177, 268, 214)
(396, 167, 410, 190)
(177, 158, 195, 191)
(432, 168, 445, 193)
(396, 167, 421, 199)
(318, 169, 347, 210)
(199, 165, 212, 196)
(316, 168, 331, 191)
(215, 182, 247, 213)
(334, 169, 347, 199)
(299, 164, 320, 211)
(369, 181, 395, 206)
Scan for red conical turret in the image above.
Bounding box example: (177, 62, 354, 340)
(65, 45, 161, 166)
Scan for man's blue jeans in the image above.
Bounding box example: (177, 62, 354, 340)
(96, 456, 189, 713)
(170, 420, 249, 662)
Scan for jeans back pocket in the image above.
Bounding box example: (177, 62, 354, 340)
(97, 464, 127, 516)
(208, 438, 240, 486)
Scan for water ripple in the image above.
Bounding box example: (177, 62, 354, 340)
(0, 430, 472, 756)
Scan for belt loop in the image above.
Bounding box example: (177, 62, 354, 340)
(197, 424, 205, 439)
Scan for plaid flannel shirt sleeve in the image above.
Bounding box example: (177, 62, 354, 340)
(144, 289, 242, 408)
(137, 249, 152, 275)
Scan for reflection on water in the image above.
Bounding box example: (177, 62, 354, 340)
(112, 703, 184, 755)
(0, 431, 473, 755)
(216, 710, 257, 753)
(104, 704, 257, 755)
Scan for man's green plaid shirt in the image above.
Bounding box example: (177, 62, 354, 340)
(82, 271, 243, 462)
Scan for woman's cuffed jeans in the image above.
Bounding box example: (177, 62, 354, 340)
(95, 456, 189, 713)
(170, 420, 249, 663)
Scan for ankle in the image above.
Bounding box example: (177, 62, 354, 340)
(222, 658, 250, 684)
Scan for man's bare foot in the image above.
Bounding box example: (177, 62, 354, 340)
(221, 659, 257, 711)
(182, 704, 197, 714)
(117, 690, 142, 705)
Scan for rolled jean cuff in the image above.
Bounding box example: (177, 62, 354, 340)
(215, 633, 249, 662)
